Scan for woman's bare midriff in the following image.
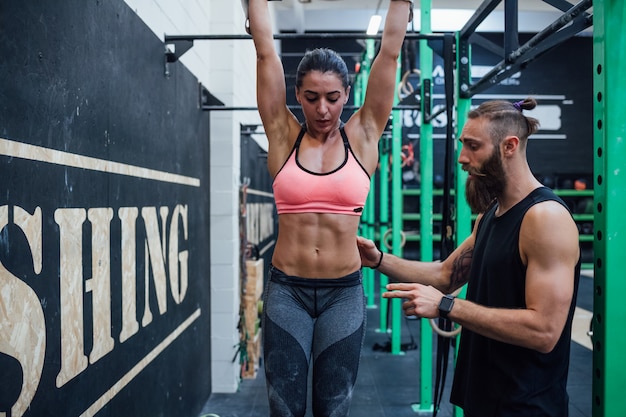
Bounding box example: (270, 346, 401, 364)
(271, 212, 363, 278)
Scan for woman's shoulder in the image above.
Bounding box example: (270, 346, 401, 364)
(266, 117, 305, 173)
(265, 113, 302, 145)
(342, 114, 373, 142)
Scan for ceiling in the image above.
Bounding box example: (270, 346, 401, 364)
(271, 0, 583, 33)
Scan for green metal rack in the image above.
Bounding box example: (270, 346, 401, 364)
(357, 39, 378, 309)
(592, 1, 626, 416)
(389, 53, 405, 356)
(410, 0, 435, 413)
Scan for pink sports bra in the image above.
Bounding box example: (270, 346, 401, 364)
(273, 126, 371, 216)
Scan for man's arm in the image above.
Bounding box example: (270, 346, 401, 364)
(383, 200, 579, 353)
(357, 220, 477, 294)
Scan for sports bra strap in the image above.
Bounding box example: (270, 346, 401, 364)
(294, 125, 307, 148)
(339, 125, 350, 149)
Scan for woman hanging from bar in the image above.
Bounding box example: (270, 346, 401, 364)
(247, 0, 412, 416)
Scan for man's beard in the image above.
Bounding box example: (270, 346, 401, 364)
(465, 150, 506, 213)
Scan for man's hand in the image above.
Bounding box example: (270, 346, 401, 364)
(383, 283, 444, 318)
(356, 236, 382, 269)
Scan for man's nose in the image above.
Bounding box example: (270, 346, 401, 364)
(457, 148, 469, 164)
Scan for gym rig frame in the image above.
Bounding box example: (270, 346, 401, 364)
(163, 1, 624, 416)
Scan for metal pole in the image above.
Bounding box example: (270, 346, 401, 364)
(458, 0, 502, 39)
(414, 0, 434, 412)
(165, 32, 446, 42)
(461, 0, 592, 97)
(454, 64, 472, 417)
(357, 42, 377, 310)
(390, 54, 404, 356)
(200, 105, 421, 112)
(452, 24, 475, 416)
(165, 33, 448, 63)
(378, 132, 391, 333)
(592, 1, 626, 416)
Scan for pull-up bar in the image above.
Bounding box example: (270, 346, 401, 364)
(164, 32, 447, 63)
(201, 104, 421, 112)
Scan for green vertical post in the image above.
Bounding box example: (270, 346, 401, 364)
(356, 70, 374, 304)
(365, 39, 377, 308)
(592, 2, 626, 416)
(364, 191, 376, 307)
(453, 31, 472, 417)
(390, 51, 404, 355)
(412, 0, 434, 412)
(454, 92, 471, 417)
(419, 1, 434, 268)
(455, 49, 472, 304)
(378, 132, 391, 333)
(359, 41, 377, 308)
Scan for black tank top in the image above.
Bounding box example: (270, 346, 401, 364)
(450, 187, 581, 416)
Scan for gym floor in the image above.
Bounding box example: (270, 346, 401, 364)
(199, 272, 593, 417)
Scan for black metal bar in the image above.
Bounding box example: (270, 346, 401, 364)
(165, 32, 446, 42)
(165, 32, 448, 62)
(424, 106, 446, 124)
(503, 0, 519, 60)
(469, 33, 504, 56)
(542, 0, 581, 13)
(201, 105, 422, 112)
(507, 0, 591, 61)
(521, 14, 593, 58)
(424, 35, 454, 124)
(422, 79, 432, 123)
(457, 38, 471, 97)
(459, 0, 503, 40)
(461, 0, 592, 98)
(504, 14, 592, 76)
(165, 40, 193, 63)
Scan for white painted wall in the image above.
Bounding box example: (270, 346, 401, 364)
(124, 0, 264, 394)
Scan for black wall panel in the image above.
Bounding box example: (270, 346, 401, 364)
(240, 128, 277, 276)
(1, 1, 211, 416)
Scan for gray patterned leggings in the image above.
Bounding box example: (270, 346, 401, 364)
(262, 265, 366, 417)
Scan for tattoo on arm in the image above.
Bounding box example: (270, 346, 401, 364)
(451, 247, 473, 289)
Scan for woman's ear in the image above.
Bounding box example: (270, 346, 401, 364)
(344, 85, 351, 104)
(295, 86, 301, 104)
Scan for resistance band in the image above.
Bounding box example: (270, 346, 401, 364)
(433, 33, 456, 417)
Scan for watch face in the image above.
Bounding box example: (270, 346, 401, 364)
(439, 295, 454, 317)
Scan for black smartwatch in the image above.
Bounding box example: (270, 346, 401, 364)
(438, 295, 455, 319)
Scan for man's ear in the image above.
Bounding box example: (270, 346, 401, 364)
(502, 136, 519, 155)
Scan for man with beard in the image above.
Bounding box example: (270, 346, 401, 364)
(357, 98, 581, 416)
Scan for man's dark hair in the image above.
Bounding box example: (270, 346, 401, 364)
(468, 98, 541, 148)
